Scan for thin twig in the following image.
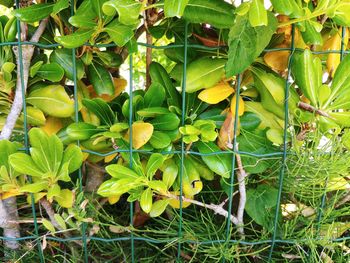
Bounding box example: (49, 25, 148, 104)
(39, 198, 82, 246)
(218, 190, 239, 208)
(297, 102, 332, 119)
(235, 143, 247, 238)
(165, 193, 239, 225)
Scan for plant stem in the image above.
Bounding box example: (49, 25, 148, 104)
(165, 193, 239, 226)
(235, 144, 247, 238)
(298, 102, 332, 118)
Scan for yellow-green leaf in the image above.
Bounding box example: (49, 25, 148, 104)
(149, 199, 169, 217)
(26, 85, 75, 118)
(54, 189, 74, 208)
(198, 82, 234, 104)
(140, 188, 153, 213)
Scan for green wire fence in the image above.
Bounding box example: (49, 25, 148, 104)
(0, 1, 349, 262)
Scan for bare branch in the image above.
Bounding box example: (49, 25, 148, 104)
(0, 18, 49, 140)
(297, 102, 332, 119)
(235, 143, 248, 238)
(39, 198, 82, 246)
(0, 17, 49, 252)
(165, 193, 239, 226)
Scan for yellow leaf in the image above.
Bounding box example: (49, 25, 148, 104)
(264, 44, 290, 72)
(54, 189, 74, 208)
(230, 94, 245, 116)
(1, 189, 21, 200)
(218, 111, 240, 150)
(323, 27, 349, 76)
(108, 195, 121, 205)
(168, 192, 192, 209)
(277, 15, 292, 37)
(105, 153, 118, 163)
(41, 117, 63, 135)
(327, 176, 350, 191)
(198, 82, 234, 104)
(125, 122, 154, 149)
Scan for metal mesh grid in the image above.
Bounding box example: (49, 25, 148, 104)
(0, 1, 349, 262)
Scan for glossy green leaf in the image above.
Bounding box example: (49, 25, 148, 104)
(299, 21, 323, 45)
(62, 144, 83, 174)
(325, 54, 350, 109)
(149, 131, 171, 149)
(292, 49, 322, 106)
(29, 128, 63, 174)
(87, 62, 115, 96)
(92, 0, 108, 19)
(106, 164, 141, 179)
(251, 67, 299, 119)
(0, 140, 21, 169)
(50, 49, 85, 80)
(164, 0, 189, 17)
(53, 0, 69, 14)
(197, 141, 231, 178)
(36, 63, 64, 82)
(9, 153, 44, 177)
(67, 123, 104, 140)
(151, 113, 180, 131)
(183, 0, 236, 29)
(240, 112, 261, 131)
(150, 62, 180, 108)
(149, 199, 169, 217)
(69, 15, 97, 28)
(161, 159, 178, 188)
(144, 83, 166, 108)
(137, 107, 170, 118)
(55, 29, 95, 49)
(249, 0, 267, 27)
(13, 3, 54, 23)
(185, 58, 226, 93)
(226, 12, 277, 76)
(102, 0, 142, 25)
(333, 3, 350, 26)
(97, 178, 140, 197)
(104, 19, 134, 47)
(82, 98, 115, 126)
(266, 128, 284, 145)
(96, 51, 123, 68)
(19, 181, 48, 193)
(30, 61, 44, 78)
(146, 153, 165, 179)
(140, 188, 153, 213)
(237, 129, 278, 173)
(270, 0, 303, 16)
(27, 85, 75, 118)
(245, 185, 278, 231)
